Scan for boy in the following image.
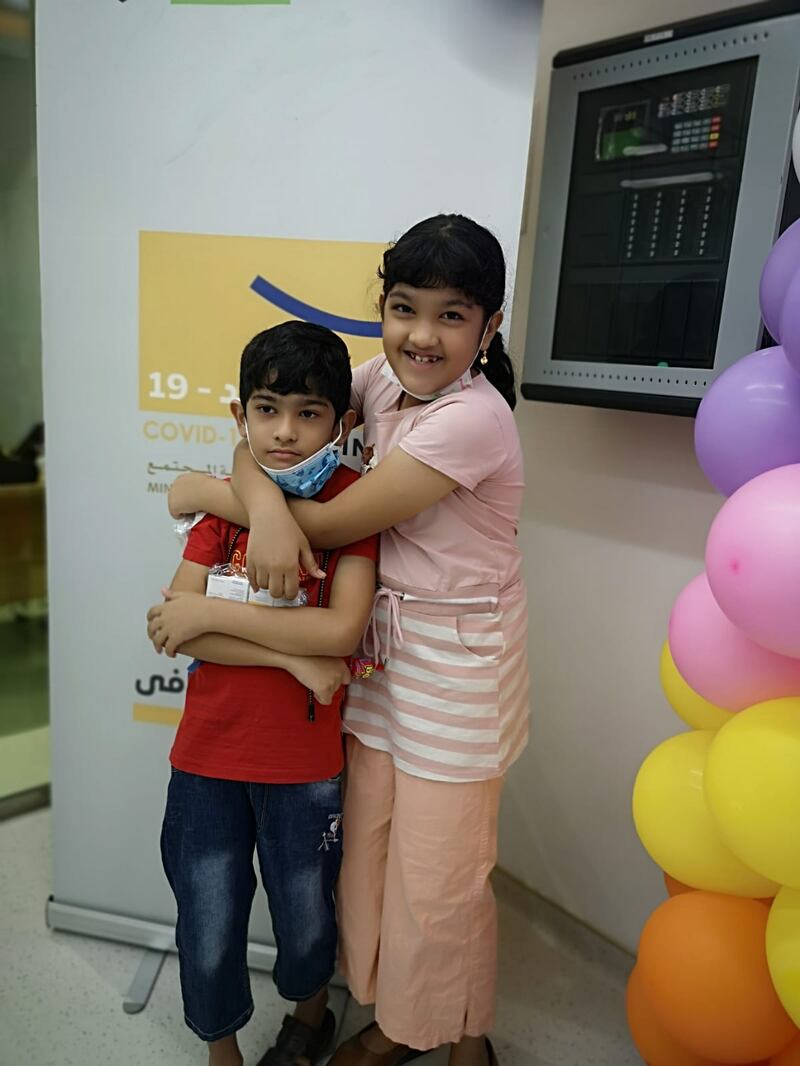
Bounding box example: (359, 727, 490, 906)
(146, 322, 378, 1066)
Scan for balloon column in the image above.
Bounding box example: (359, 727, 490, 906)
(628, 113, 800, 1066)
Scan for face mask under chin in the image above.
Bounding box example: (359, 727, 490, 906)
(244, 421, 343, 499)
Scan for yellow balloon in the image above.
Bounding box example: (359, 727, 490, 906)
(706, 698, 800, 889)
(768, 887, 800, 1028)
(660, 641, 735, 731)
(632, 730, 777, 897)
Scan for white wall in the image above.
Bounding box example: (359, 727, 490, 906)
(500, 0, 760, 954)
(0, 43, 41, 450)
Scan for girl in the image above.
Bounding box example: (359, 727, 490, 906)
(167, 215, 530, 1066)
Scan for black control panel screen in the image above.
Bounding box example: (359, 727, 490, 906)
(552, 59, 758, 369)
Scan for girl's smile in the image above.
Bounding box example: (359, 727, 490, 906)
(381, 284, 500, 400)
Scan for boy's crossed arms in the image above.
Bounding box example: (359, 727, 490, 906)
(147, 552, 375, 706)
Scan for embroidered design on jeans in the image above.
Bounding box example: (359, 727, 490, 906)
(318, 813, 342, 851)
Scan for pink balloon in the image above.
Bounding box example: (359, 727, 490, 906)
(706, 465, 800, 658)
(668, 573, 800, 710)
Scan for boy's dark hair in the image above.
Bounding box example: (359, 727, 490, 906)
(379, 214, 516, 409)
(239, 321, 352, 419)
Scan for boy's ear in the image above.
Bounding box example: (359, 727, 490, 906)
(231, 400, 247, 439)
(337, 408, 358, 443)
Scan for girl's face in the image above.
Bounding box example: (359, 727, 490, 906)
(381, 284, 501, 400)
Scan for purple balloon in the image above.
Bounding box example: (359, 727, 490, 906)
(695, 346, 800, 495)
(780, 268, 800, 374)
(760, 218, 800, 340)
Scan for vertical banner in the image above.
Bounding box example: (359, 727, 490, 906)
(135, 231, 383, 727)
(37, 0, 539, 954)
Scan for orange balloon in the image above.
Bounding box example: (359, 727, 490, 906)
(627, 966, 728, 1065)
(638, 893, 796, 1063)
(665, 873, 695, 897)
(772, 1035, 800, 1064)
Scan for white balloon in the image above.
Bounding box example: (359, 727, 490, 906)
(794, 109, 800, 185)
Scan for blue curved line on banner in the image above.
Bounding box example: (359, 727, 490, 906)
(250, 276, 383, 338)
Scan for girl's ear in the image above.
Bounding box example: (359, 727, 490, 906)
(481, 310, 504, 351)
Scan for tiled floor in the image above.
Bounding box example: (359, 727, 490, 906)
(0, 808, 639, 1066)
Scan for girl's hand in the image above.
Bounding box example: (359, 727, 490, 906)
(168, 473, 208, 519)
(246, 508, 325, 600)
(147, 589, 209, 657)
(286, 655, 351, 705)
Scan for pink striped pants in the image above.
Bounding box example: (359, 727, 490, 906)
(337, 736, 504, 1050)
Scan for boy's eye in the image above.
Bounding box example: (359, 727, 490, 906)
(390, 302, 414, 314)
(299, 410, 318, 419)
(255, 405, 276, 415)
(442, 311, 464, 321)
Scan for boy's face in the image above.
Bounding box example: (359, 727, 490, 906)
(232, 389, 346, 469)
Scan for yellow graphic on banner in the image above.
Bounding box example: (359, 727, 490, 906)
(139, 232, 385, 418)
(133, 703, 182, 727)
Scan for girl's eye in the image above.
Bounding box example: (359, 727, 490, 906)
(390, 303, 414, 314)
(442, 311, 464, 321)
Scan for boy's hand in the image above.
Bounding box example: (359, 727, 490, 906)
(247, 507, 324, 599)
(147, 589, 209, 657)
(286, 655, 351, 705)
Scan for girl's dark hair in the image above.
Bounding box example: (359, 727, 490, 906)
(379, 214, 516, 409)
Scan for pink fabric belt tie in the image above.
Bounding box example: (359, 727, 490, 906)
(363, 587, 404, 665)
(361, 582, 503, 666)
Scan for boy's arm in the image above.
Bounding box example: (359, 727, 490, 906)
(163, 559, 297, 667)
(148, 554, 377, 659)
(152, 559, 351, 702)
(180, 634, 351, 706)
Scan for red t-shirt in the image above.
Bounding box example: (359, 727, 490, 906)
(169, 466, 378, 784)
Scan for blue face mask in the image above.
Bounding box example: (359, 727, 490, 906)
(245, 421, 343, 499)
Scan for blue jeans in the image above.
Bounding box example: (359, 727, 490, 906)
(160, 768, 343, 1042)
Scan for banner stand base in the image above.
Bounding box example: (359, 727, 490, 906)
(123, 948, 167, 1014)
(46, 896, 280, 972)
(46, 896, 350, 1022)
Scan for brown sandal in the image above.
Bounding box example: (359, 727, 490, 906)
(327, 1023, 425, 1066)
(257, 1009, 336, 1066)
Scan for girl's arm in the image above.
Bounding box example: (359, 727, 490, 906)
(288, 446, 458, 548)
(168, 449, 323, 600)
(168, 473, 249, 525)
(238, 445, 457, 589)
